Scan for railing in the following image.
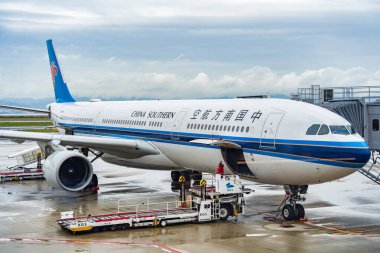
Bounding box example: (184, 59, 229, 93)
(118, 199, 194, 218)
(291, 85, 380, 104)
(117, 195, 178, 213)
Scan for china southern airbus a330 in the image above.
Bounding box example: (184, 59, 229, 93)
(0, 40, 370, 221)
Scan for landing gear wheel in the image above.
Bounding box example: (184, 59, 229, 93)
(220, 204, 232, 221)
(160, 220, 167, 227)
(282, 204, 295, 221)
(171, 171, 180, 181)
(295, 204, 305, 220)
(182, 171, 191, 181)
(90, 174, 98, 187)
(192, 171, 202, 181)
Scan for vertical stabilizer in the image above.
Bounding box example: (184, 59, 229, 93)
(46, 39, 76, 103)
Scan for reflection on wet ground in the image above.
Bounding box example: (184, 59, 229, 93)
(0, 140, 380, 252)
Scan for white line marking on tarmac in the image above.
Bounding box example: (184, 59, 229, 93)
(246, 233, 269, 237)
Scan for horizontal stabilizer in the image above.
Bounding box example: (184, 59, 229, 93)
(0, 104, 49, 114)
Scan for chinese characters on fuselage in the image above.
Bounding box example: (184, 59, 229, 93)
(190, 109, 262, 122)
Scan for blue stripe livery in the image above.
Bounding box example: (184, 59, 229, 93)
(46, 39, 76, 103)
(59, 122, 370, 168)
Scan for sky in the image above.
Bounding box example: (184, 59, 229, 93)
(1, 0, 380, 100)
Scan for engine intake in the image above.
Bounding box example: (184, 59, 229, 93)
(43, 151, 93, 192)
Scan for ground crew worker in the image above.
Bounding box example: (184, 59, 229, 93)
(216, 161, 224, 175)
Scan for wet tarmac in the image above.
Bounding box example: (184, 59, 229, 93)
(0, 140, 380, 253)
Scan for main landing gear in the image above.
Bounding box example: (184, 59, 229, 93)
(280, 185, 308, 221)
(170, 170, 202, 191)
(171, 170, 202, 182)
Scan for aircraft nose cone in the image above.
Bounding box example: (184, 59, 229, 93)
(360, 145, 371, 167)
(349, 142, 371, 168)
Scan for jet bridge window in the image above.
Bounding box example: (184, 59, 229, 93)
(373, 119, 379, 131)
(330, 125, 350, 135)
(317, 124, 329, 135)
(306, 124, 320, 135)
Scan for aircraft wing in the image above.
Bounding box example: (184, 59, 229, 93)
(0, 130, 160, 158)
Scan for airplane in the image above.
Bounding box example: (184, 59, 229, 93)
(0, 40, 371, 221)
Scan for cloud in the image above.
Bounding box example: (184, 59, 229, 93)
(1, 1, 379, 31)
(0, 2, 101, 31)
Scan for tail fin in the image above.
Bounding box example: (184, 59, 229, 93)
(46, 39, 76, 103)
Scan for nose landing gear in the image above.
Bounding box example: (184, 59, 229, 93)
(280, 185, 308, 221)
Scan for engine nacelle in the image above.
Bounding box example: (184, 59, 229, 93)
(43, 150, 93, 192)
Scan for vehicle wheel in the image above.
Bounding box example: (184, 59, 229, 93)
(295, 204, 305, 220)
(122, 224, 129, 230)
(282, 204, 295, 221)
(160, 220, 167, 227)
(171, 171, 180, 181)
(219, 204, 232, 221)
(110, 225, 116, 231)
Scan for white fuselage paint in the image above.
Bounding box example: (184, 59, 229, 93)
(49, 98, 370, 185)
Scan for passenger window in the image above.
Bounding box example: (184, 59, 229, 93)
(373, 119, 379, 131)
(236, 126, 239, 132)
(208, 125, 211, 130)
(306, 124, 320, 135)
(212, 125, 215, 131)
(246, 127, 249, 132)
(227, 126, 231, 131)
(318, 124, 329, 135)
(216, 125, 219, 131)
(231, 126, 235, 132)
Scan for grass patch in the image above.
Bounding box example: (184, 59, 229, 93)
(21, 128, 59, 133)
(0, 117, 49, 121)
(0, 121, 53, 127)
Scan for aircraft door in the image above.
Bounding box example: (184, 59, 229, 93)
(368, 113, 380, 149)
(171, 111, 188, 140)
(260, 112, 284, 149)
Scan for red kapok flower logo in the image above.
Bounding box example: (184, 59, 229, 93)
(50, 61, 58, 87)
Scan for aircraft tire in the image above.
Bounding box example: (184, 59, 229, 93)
(192, 171, 202, 180)
(182, 171, 191, 181)
(282, 204, 295, 221)
(171, 171, 180, 181)
(90, 174, 98, 187)
(295, 204, 305, 220)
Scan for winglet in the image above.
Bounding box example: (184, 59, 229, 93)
(46, 39, 76, 103)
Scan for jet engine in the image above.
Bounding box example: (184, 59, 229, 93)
(43, 150, 93, 192)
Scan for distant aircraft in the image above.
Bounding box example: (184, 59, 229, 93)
(0, 40, 370, 221)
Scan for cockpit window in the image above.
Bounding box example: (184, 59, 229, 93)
(306, 124, 320, 135)
(346, 125, 356, 134)
(330, 125, 350, 135)
(318, 124, 330, 135)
